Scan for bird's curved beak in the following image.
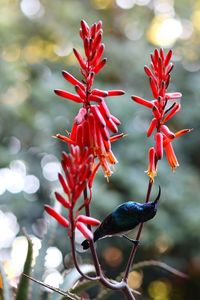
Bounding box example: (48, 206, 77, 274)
(154, 185, 161, 208)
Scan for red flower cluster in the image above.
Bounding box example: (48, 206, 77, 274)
(54, 20, 125, 177)
(132, 49, 190, 182)
(44, 146, 100, 239)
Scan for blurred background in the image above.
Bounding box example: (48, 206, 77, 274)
(0, 0, 200, 299)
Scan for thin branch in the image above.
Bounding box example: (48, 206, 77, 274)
(69, 233, 100, 281)
(133, 260, 188, 279)
(23, 274, 81, 300)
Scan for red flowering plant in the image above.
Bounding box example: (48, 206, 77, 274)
(132, 49, 191, 182)
(40, 22, 189, 300)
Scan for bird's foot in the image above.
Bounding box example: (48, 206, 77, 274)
(122, 235, 140, 246)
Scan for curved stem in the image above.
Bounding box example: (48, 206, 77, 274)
(83, 188, 103, 277)
(123, 179, 154, 282)
(69, 231, 99, 281)
(83, 188, 136, 299)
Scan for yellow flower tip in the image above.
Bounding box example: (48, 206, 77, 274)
(65, 129, 70, 135)
(171, 163, 179, 172)
(107, 151, 118, 165)
(145, 170, 157, 183)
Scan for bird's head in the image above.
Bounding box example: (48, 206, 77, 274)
(140, 186, 161, 222)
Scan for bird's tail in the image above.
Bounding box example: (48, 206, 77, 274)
(153, 185, 161, 208)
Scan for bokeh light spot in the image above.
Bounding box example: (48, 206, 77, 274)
(20, 0, 44, 18)
(92, 0, 113, 10)
(148, 280, 171, 300)
(192, 10, 200, 31)
(0, 211, 19, 248)
(102, 246, 123, 267)
(128, 271, 143, 289)
(23, 175, 40, 194)
(147, 16, 183, 47)
(116, 0, 135, 9)
(2, 44, 21, 62)
(44, 271, 63, 290)
(45, 247, 63, 269)
(41, 154, 61, 181)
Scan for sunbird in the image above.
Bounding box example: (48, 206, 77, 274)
(82, 186, 161, 250)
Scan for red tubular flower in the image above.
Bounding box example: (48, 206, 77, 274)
(132, 48, 190, 176)
(146, 147, 157, 182)
(44, 205, 70, 227)
(164, 142, 179, 171)
(54, 20, 125, 177)
(45, 145, 101, 239)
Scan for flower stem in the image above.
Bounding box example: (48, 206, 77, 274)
(69, 231, 99, 281)
(83, 187, 136, 300)
(123, 179, 154, 282)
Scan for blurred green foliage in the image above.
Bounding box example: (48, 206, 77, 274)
(1, 0, 200, 299)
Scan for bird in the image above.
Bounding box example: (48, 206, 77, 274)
(81, 186, 161, 250)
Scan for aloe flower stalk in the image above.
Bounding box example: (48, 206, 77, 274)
(55, 20, 125, 177)
(132, 48, 191, 181)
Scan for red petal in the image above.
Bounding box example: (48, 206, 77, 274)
(75, 85, 86, 100)
(92, 31, 102, 51)
(91, 89, 108, 97)
(54, 89, 82, 103)
(146, 118, 157, 137)
(110, 133, 125, 142)
(160, 125, 175, 139)
(152, 106, 161, 119)
(106, 117, 118, 133)
(90, 44, 105, 66)
(164, 50, 172, 67)
(165, 92, 182, 100)
(155, 132, 163, 160)
(93, 58, 107, 74)
(132, 95, 154, 109)
(88, 94, 103, 103)
(54, 134, 75, 144)
(76, 222, 93, 239)
(163, 103, 181, 123)
(75, 124, 83, 147)
(110, 115, 121, 125)
(58, 173, 70, 197)
(164, 142, 179, 171)
(90, 105, 106, 127)
(88, 163, 100, 188)
(175, 129, 192, 138)
(62, 71, 85, 90)
(76, 215, 101, 226)
(82, 119, 90, 147)
(97, 20, 102, 31)
(80, 20, 89, 37)
(44, 205, 69, 227)
(90, 22, 97, 39)
(149, 77, 158, 99)
(55, 192, 71, 208)
(146, 147, 157, 182)
(107, 90, 125, 96)
(83, 37, 90, 58)
(165, 63, 174, 75)
(73, 48, 86, 69)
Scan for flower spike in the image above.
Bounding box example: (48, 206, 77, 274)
(131, 48, 191, 178)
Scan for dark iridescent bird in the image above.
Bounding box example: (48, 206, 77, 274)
(82, 186, 161, 250)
